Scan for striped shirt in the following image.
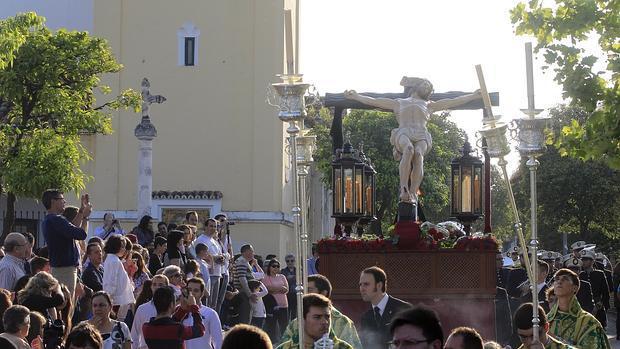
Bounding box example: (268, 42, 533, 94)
(0, 254, 26, 291)
(233, 256, 255, 296)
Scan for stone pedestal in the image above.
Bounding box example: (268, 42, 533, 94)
(397, 201, 417, 221)
(135, 117, 157, 221)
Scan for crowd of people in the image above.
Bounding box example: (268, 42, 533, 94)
(0, 189, 616, 349)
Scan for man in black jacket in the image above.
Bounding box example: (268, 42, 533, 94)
(359, 266, 411, 349)
(81, 243, 104, 292)
(580, 249, 610, 327)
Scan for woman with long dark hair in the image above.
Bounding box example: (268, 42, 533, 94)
(165, 230, 187, 268)
(131, 252, 150, 298)
(133, 215, 155, 247)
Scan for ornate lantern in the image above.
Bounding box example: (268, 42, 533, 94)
(332, 142, 366, 236)
(356, 146, 377, 235)
(451, 139, 484, 234)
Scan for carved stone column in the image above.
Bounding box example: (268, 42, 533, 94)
(135, 78, 165, 221)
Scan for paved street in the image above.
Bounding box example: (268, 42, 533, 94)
(607, 310, 619, 348)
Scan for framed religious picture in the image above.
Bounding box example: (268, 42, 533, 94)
(160, 207, 211, 231)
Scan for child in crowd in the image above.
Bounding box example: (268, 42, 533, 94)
(248, 280, 268, 329)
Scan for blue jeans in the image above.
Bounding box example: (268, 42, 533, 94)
(216, 273, 229, 314)
(208, 276, 221, 309)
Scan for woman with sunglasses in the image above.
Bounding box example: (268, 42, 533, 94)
(261, 258, 288, 341)
(82, 291, 132, 349)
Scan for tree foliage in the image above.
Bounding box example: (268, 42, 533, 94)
(0, 13, 141, 236)
(512, 106, 620, 252)
(310, 109, 466, 234)
(510, 0, 620, 168)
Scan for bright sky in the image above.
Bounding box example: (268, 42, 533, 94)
(299, 0, 566, 172)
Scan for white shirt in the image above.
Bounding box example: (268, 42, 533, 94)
(102, 320, 132, 349)
(373, 293, 389, 316)
(103, 254, 135, 306)
(130, 301, 156, 349)
(196, 258, 212, 291)
(251, 283, 268, 318)
(94, 226, 125, 239)
(183, 305, 223, 349)
(200, 234, 224, 276)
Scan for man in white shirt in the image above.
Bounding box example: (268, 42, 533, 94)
(182, 277, 223, 349)
(194, 218, 225, 309)
(131, 274, 169, 349)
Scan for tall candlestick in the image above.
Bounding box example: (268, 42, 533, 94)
(525, 42, 535, 111)
(475, 65, 494, 119)
(284, 10, 294, 74)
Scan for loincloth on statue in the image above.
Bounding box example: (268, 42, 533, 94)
(389, 127, 432, 160)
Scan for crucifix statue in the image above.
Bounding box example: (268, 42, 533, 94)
(135, 77, 166, 221)
(141, 78, 167, 119)
(325, 77, 497, 206)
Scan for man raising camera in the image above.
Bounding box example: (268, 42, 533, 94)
(42, 189, 91, 298)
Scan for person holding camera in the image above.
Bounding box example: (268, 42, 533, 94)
(82, 291, 131, 349)
(41, 190, 91, 299)
(95, 213, 125, 240)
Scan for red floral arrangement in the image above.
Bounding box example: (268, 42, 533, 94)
(317, 236, 397, 253)
(453, 234, 499, 251)
(318, 221, 499, 253)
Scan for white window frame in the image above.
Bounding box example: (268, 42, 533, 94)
(177, 22, 200, 66)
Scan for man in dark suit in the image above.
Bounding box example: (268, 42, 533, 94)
(580, 249, 610, 327)
(359, 266, 411, 349)
(565, 256, 596, 314)
(518, 259, 551, 313)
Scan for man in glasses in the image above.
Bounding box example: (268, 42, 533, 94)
(388, 306, 443, 349)
(281, 254, 297, 320)
(514, 302, 573, 349)
(547, 269, 610, 348)
(41, 189, 91, 298)
(0, 233, 28, 291)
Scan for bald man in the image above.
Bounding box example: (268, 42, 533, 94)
(0, 233, 28, 290)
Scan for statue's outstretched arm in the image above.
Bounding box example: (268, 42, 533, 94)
(344, 90, 397, 110)
(429, 90, 482, 112)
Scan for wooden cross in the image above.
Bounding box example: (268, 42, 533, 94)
(324, 90, 499, 153)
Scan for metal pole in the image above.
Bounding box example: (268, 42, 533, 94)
(299, 164, 309, 292)
(527, 156, 540, 343)
(287, 121, 305, 346)
(482, 138, 492, 234)
(498, 158, 534, 285)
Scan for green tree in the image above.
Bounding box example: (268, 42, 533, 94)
(512, 106, 620, 251)
(311, 109, 466, 234)
(0, 13, 140, 240)
(510, 0, 620, 168)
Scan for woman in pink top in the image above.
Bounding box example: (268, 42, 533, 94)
(261, 258, 289, 341)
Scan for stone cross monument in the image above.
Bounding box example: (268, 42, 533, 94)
(135, 78, 166, 221)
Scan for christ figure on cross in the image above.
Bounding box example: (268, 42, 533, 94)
(345, 76, 481, 204)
